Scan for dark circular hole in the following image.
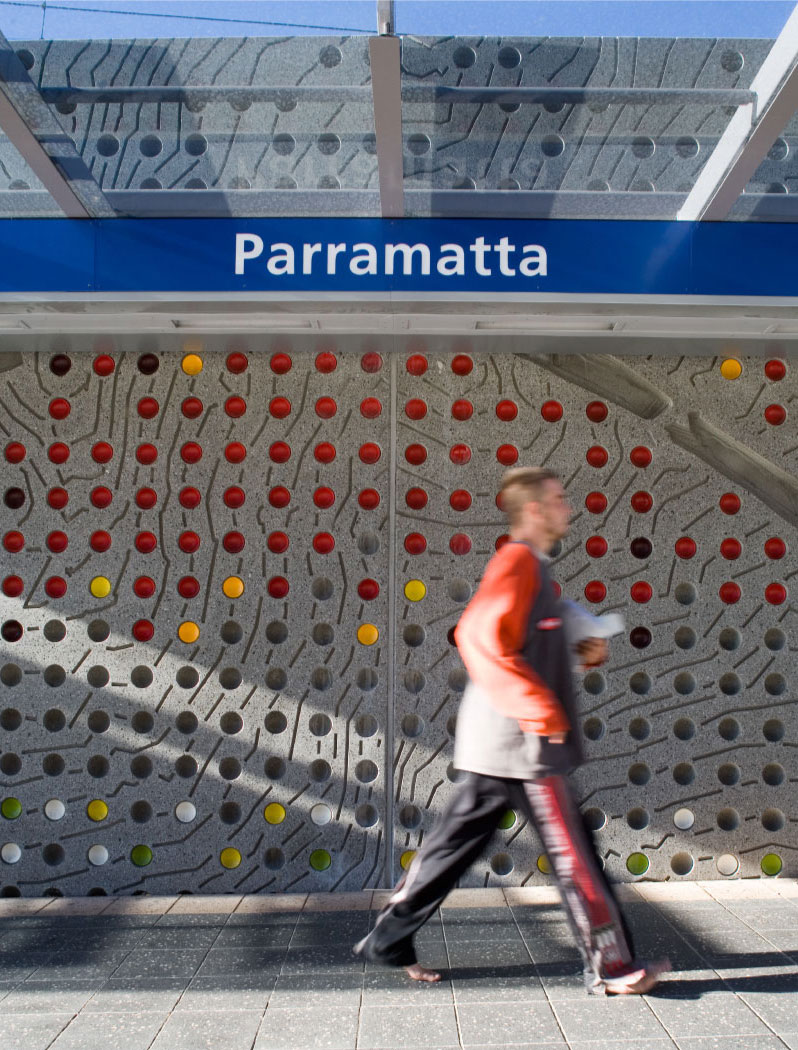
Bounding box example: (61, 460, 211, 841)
(220, 711, 243, 735)
(673, 717, 696, 741)
(264, 847, 285, 870)
(175, 754, 198, 778)
(4, 487, 25, 510)
(0, 707, 21, 730)
(674, 626, 696, 649)
(403, 625, 425, 647)
(311, 577, 334, 600)
(762, 762, 785, 786)
(311, 667, 332, 691)
(87, 755, 109, 778)
(399, 804, 422, 830)
(312, 623, 334, 646)
(2, 621, 23, 644)
(763, 718, 785, 742)
(43, 620, 66, 643)
(219, 757, 241, 781)
(130, 800, 152, 824)
(765, 673, 786, 696)
(219, 801, 241, 825)
(87, 709, 110, 734)
(717, 807, 740, 831)
(718, 763, 740, 786)
(87, 619, 110, 642)
(583, 716, 604, 741)
(765, 628, 786, 651)
(176, 666, 200, 689)
(357, 668, 379, 691)
(628, 717, 650, 741)
(131, 710, 154, 734)
(310, 759, 332, 782)
(358, 532, 380, 556)
(0, 665, 22, 687)
(265, 756, 286, 779)
(265, 710, 287, 734)
(453, 45, 476, 68)
(0, 753, 21, 775)
(131, 666, 153, 689)
(220, 621, 243, 645)
(628, 762, 651, 785)
(401, 713, 424, 738)
(718, 717, 741, 741)
(175, 710, 198, 734)
(42, 753, 64, 776)
(42, 843, 65, 866)
(97, 134, 119, 157)
(266, 621, 288, 644)
(355, 759, 378, 783)
(403, 670, 426, 694)
(719, 673, 741, 696)
(266, 668, 287, 691)
(185, 133, 208, 156)
(87, 665, 109, 688)
(219, 667, 243, 690)
(137, 353, 159, 375)
(309, 713, 332, 737)
(130, 755, 152, 779)
(497, 45, 521, 68)
(629, 627, 651, 649)
(583, 671, 605, 696)
(356, 713, 378, 737)
(43, 708, 66, 732)
(140, 134, 162, 157)
(673, 762, 695, 785)
(626, 807, 650, 830)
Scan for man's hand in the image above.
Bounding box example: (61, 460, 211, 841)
(576, 637, 608, 668)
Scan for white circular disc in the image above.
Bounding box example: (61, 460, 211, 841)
(1, 842, 21, 864)
(44, 799, 66, 821)
(87, 845, 109, 866)
(673, 807, 694, 830)
(175, 801, 196, 824)
(310, 803, 332, 826)
(717, 853, 739, 877)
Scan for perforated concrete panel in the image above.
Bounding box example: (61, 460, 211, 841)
(1, 342, 796, 895)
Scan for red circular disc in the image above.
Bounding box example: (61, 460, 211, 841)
(136, 487, 157, 510)
(44, 576, 67, 598)
(177, 575, 200, 599)
(48, 442, 70, 464)
(359, 489, 380, 510)
(137, 353, 158, 375)
(49, 398, 71, 420)
(404, 533, 427, 555)
(630, 491, 653, 513)
(586, 445, 608, 468)
(630, 581, 652, 603)
(496, 444, 519, 465)
(629, 626, 652, 648)
(765, 403, 786, 425)
(765, 359, 786, 381)
(315, 396, 337, 419)
(137, 397, 159, 419)
(450, 489, 472, 512)
(269, 441, 291, 463)
(5, 442, 25, 463)
(630, 445, 652, 468)
(225, 441, 246, 464)
(268, 486, 291, 509)
(719, 582, 741, 604)
(451, 354, 473, 376)
(405, 487, 427, 510)
(179, 486, 201, 509)
(3, 531, 24, 553)
(586, 536, 608, 558)
(719, 493, 741, 515)
(450, 444, 471, 465)
(315, 351, 337, 373)
(90, 486, 113, 510)
(226, 351, 248, 374)
(360, 397, 382, 418)
(358, 578, 380, 600)
(223, 531, 245, 554)
(496, 492, 505, 511)
(136, 444, 158, 465)
(93, 354, 115, 376)
(361, 351, 383, 373)
(267, 531, 289, 553)
(405, 398, 427, 420)
(313, 487, 335, 509)
(178, 530, 200, 553)
(90, 530, 111, 553)
(135, 531, 157, 554)
(225, 396, 247, 418)
(180, 442, 202, 464)
(765, 537, 786, 559)
(181, 397, 203, 419)
(91, 441, 113, 463)
(450, 533, 472, 555)
(541, 400, 563, 422)
(313, 532, 335, 554)
(495, 534, 510, 550)
(452, 399, 474, 421)
(46, 530, 68, 553)
(132, 619, 154, 642)
(223, 486, 245, 509)
(496, 400, 517, 421)
(48, 487, 69, 510)
(631, 537, 652, 558)
(584, 580, 607, 603)
(406, 354, 428, 376)
(405, 444, 427, 466)
(359, 442, 381, 464)
(585, 401, 608, 422)
(720, 538, 742, 560)
(269, 397, 291, 419)
(2, 575, 23, 598)
(50, 353, 72, 376)
(133, 576, 156, 599)
(314, 442, 336, 464)
(585, 492, 607, 514)
(268, 576, 289, 599)
(765, 583, 787, 605)
(270, 352, 292, 374)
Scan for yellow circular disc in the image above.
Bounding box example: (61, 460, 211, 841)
(537, 853, 552, 874)
(404, 579, 426, 602)
(264, 802, 286, 825)
(357, 623, 379, 646)
(86, 799, 108, 822)
(220, 847, 241, 869)
(89, 576, 111, 598)
(182, 353, 203, 376)
(400, 850, 416, 870)
(223, 576, 244, 599)
(720, 358, 742, 380)
(178, 621, 200, 644)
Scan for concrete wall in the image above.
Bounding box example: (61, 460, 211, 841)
(0, 340, 795, 895)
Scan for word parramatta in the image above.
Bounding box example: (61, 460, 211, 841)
(235, 233, 548, 279)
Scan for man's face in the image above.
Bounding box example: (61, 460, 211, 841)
(537, 479, 572, 544)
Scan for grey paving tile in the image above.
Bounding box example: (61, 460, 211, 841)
(84, 977, 188, 1013)
(255, 1005, 359, 1049)
(446, 939, 532, 969)
(456, 1000, 565, 1045)
(568, 1042, 677, 1050)
(647, 990, 774, 1038)
(271, 972, 363, 1007)
(111, 948, 208, 980)
(138, 925, 222, 950)
(155, 913, 228, 928)
(290, 922, 371, 947)
(777, 1034, 798, 1050)
(443, 922, 524, 944)
(212, 924, 295, 949)
(176, 973, 277, 1011)
(674, 1038, 788, 1050)
(281, 944, 366, 975)
(760, 929, 798, 953)
(362, 968, 453, 1005)
(551, 998, 670, 1043)
(451, 963, 546, 1003)
(50, 1011, 167, 1050)
(0, 951, 53, 981)
(535, 961, 587, 1000)
(736, 986, 798, 1034)
(1, 1010, 74, 1050)
(35, 950, 131, 981)
(359, 1003, 460, 1048)
(225, 911, 302, 928)
(151, 1009, 263, 1050)
(464, 1045, 565, 1050)
(196, 946, 287, 976)
(0, 979, 96, 1013)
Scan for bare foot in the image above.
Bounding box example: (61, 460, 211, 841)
(405, 963, 441, 983)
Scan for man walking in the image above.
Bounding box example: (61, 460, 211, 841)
(355, 466, 668, 995)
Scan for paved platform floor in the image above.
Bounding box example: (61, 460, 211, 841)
(0, 881, 797, 1050)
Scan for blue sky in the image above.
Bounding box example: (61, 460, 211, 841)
(0, 0, 793, 40)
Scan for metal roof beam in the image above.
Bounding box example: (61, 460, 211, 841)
(0, 29, 114, 218)
(678, 5, 798, 221)
(369, 34, 404, 218)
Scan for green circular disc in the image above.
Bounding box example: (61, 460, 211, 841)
(1, 797, 22, 820)
(309, 848, 331, 871)
(626, 852, 649, 876)
(130, 844, 153, 867)
(498, 809, 516, 830)
(761, 852, 783, 876)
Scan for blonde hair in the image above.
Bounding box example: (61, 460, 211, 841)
(500, 466, 559, 527)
